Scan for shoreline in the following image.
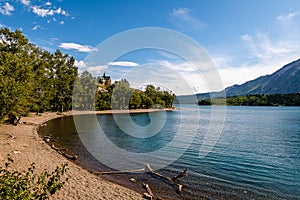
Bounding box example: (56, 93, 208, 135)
(71, 107, 180, 115)
(0, 112, 145, 199)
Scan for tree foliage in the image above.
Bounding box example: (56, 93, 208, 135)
(93, 77, 176, 110)
(0, 28, 176, 123)
(0, 28, 78, 122)
(0, 155, 68, 200)
(198, 93, 300, 106)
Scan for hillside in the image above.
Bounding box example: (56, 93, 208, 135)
(176, 58, 300, 104)
(225, 58, 300, 96)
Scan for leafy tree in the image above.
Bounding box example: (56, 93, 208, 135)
(129, 90, 142, 109)
(145, 85, 156, 103)
(73, 71, 96, 110)
(51, 50, 77, 112)
(31, 51, 56, 113)
(0, 28, 34, 122)
(111, 79, 133, 110)
(0, 28, 78, 123)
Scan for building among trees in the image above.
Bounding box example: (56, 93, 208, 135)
(98, 73, 111, 86)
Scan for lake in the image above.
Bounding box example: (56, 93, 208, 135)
(39, 105, 300, 199)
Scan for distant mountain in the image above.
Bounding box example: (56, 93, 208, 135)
(225, 58, 300, 96)
(176, 58, 300, 104)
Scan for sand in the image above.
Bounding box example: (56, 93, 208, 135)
(0, 112, 145, 200)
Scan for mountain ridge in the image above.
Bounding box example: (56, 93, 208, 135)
(176, 58, 300, 103)
(225, 58, 300, 96)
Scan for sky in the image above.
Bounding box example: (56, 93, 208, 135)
(1, 0, 300, 94)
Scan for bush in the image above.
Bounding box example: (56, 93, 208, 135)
(0, 155, 69, 200)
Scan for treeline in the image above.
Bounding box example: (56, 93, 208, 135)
(0, 28, 176, 123)
(0, 28, 77, 122)
(73, 74, 176, 110)
(198, 93, 300, 106)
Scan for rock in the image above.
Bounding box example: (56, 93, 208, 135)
(130, 178, 137, 183)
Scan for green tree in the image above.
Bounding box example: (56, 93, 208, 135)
(111, 79, 132, 110)
(0, 28, 34, 123)
(31, 51, 56, 113)
(51, 50, 77, 112)
(129, 90, 142, 109)
(73, 71, 96, 110)
(0, 28, 78, 122)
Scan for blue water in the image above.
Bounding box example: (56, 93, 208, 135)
(40, 106, 300, 199)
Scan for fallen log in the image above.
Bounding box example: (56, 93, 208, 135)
(143, 183, 154, 200)
(146, 164, 187, 193)
(94, 168, 145, 175)
(143, 192, 153, 200)
(61, 151, 77, 160)
(172, 169, 188, 182)
(51, 144, 77, 160)
(44, 136, 55, 143)
(51, 144, 60, 151)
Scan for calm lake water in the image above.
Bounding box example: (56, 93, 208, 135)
(39, 106, 300, 199)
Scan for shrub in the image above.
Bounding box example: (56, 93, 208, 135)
(0, 154, 69, 199)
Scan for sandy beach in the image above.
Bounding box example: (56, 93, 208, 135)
(0, 112, 145, 200)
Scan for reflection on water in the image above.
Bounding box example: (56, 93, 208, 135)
(39, 106, 300, 199)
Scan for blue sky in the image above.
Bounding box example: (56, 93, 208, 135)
(1, 0, 300, 94)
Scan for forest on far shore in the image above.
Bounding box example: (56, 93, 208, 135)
(198, 93, 300, 106)
(0, 28, 175, 124)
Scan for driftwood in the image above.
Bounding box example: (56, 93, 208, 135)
(44, 136, 55, 143)
(143, 183, 154, 200)
(51, 144, 77, 160)
(94, 168, 145, 175)
(172, 169, 188, 181)
(146, 164, 187, 193)
(143, 192, 153, 200)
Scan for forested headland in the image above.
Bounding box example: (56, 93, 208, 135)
(73, 72, 176, 111)
(198, 93, 300, 106)
(0, 28, 176, 124)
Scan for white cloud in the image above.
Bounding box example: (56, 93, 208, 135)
(0, 23, 5, 28)
(50, 37, 58, 41)
(241, 32, 299, 62)
(75, 60, 87, 68)
(59, 42, 95, 52)
(45, 1, 52, 6)
(59, 21, 64, 25)
(55, 7, 68, 16)
(31, 25, 42, 30)
(108, 61, 139, 67)
(20, 0, 30, 6)
(31, 6, 52, 17)
(241, 34, 252, 42)
(0, 2, 14, 15)
(213, 27, 300, 88)
(86, 65, 107, 74)
(31, 5, 68, 17)
(218, 65, 276, 87)
(276, 12, 298, 22)
(116, 62, 207, 95)
(169, 7, 205, 31)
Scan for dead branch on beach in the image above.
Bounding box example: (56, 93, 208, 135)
(143, 182, 155, 200)
(51, 144, 77, 160)
(172, 169, 188, 182)
(94, 168, 145, 175)
(91, 164, 187, 199)
(146, 164, 187, 193)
